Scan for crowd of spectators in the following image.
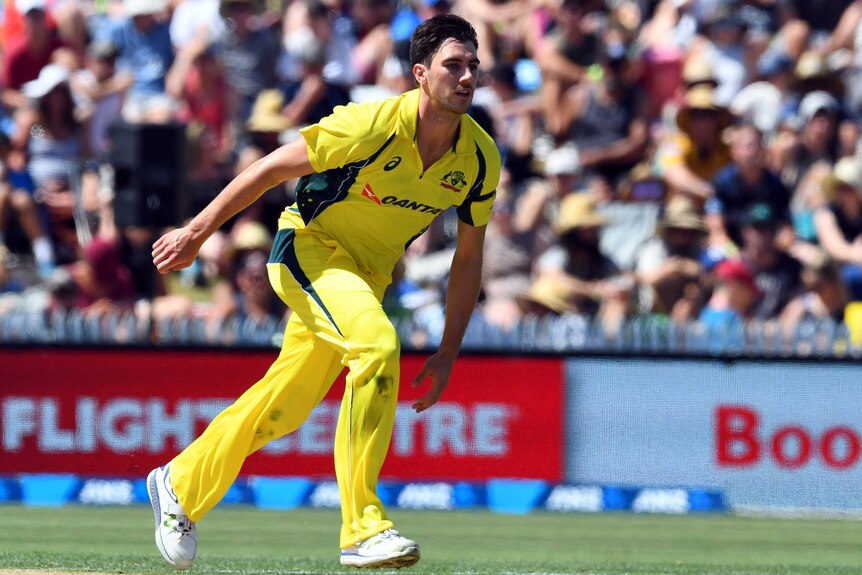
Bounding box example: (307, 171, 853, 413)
(3, 0, 862, 346)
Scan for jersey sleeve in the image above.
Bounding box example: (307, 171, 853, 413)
(300, 100, 386, 172)
(456, 142, 500, 227)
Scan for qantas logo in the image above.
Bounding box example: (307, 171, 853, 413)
(361, 183, 382, 205)
(381, 195, 443, 214)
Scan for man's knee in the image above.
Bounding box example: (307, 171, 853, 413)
(9, 190, 35, 212)
(371, 320, 400, 362)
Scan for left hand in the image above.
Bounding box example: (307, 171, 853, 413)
(411, 352, 456, 413)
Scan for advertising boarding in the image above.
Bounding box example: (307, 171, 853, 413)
(567, 358, 862, 510)
(0, 348, 563, 481)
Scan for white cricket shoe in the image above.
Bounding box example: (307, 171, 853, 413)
(340, 528, 420, 569)
(147, 464, 197, 570)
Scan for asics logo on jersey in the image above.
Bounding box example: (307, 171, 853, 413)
(383, 156, 402, 171)
(439, 170, 467, 192)
(381, 195, 443, 214)
(361, 183, 382, 205)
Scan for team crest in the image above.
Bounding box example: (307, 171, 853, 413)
(439, 170, 467, 193)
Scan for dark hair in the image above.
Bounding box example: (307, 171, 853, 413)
(409, 14, 477, 68)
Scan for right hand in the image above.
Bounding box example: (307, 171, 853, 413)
(152, 226, 203, 274)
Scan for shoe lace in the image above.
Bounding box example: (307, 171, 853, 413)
(163, 512, 195, 535)
(378, 528, 401, 539)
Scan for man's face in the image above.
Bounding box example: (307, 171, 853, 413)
(417, 39, 479, 116)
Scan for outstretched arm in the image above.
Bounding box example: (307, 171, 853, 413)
(411, 220, 486, 413)
(152, 136, 314, 273)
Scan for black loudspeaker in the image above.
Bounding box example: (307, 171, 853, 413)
(108, 122, 186, 228)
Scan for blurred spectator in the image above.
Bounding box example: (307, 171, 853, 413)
(481, 188, 537, 330)
(687, 2, 749, 107)
(739, 202, 803, 319)
(814, 157, 862, 300)
(707, 124, 791, 249)
(102, 0, 176, 123)
(349, 0, 396, 86)
(71, 40, 132, 159)
(67, 236, 136, 314)
(700, 258, 759, 328)
(514, 143, 580, 255)
(279, 31, 351, 127)
(780, 253, 850, 333)
(2, 0, 65, 110)
(281, 0, 357, 88)
(0, 131, 54, 277)
(208, 220, 284, 328)
(535, 193, 631, 329)
(514, 274, 576, 318)
(731, 51, 796, 136)
(635, 195, 706, 323)
(536, 0, 603, 137)
(774, 90, 841, 193)
(167, 36, 232, 163)
(558, 40, 649, 189)
(777, 0, 854, 58)
(656, 85, 732, 201)
(170, 0, 226, 49)
(217, 0, 279, 142)
(16, 63, 86, 266)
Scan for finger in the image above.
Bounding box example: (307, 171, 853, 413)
(411, 365, 431, 388)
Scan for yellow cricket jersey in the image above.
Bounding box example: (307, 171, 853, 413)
(278, 88, 501, 287)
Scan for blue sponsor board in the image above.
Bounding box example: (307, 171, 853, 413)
(0, 475, 725, 514)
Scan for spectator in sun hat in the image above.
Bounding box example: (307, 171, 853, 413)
(635, 195, 707, 321)
(656, 85, 733, 202)
(814, 156, 862, 300)
(101, 0, 175, 122)
(515, 275, 577, 318)
(739, 202, 803, 319)
(2, 0, 66, 109)
(536, 194, 631, 328)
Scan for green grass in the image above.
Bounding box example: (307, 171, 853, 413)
(1, 505, 862, 574)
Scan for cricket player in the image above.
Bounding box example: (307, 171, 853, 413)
(147, 14, 499, 570)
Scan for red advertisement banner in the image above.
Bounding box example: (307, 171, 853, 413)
(0, 348, 563, 481)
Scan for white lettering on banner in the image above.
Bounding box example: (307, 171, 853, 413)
(1, 397, 233, 454)
(308, 481, 341, 508)
(41, 399, 74, 452)
(78, 479, 134, 505)
(1, 397, 514, 458)
(392, 402, 512, 457)
(147, 400, 193, 452)
(100, 399, 143, 453)
(2, 398, 35, 451)
(631, 489, 690, 514)
(545, 485, 603, 513)
(76, 397, 98, 452)
(396, 483, 453, 510)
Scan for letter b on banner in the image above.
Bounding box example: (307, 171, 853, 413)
(716, 405, 760, 466)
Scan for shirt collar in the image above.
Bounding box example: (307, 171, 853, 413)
(396, 88, 475, 157)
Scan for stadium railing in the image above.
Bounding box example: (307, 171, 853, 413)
(1, 308, 859, 358)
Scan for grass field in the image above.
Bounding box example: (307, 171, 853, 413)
(1, 505, 861, 575)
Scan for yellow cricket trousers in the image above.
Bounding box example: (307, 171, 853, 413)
(169, 226, 399, 547)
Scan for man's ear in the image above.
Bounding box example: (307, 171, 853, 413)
(413, 63, 428, 85)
